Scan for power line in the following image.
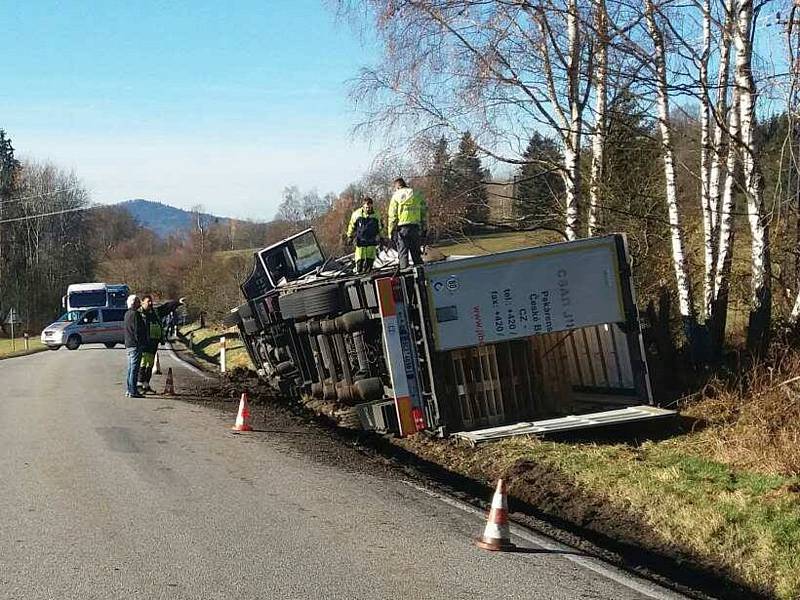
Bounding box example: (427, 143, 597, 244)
(0, 186, 85, 206)
(0, 204, 98, 224)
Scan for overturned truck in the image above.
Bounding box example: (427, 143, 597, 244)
(225, 230, 673, 443)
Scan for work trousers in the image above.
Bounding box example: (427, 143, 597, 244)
(139, 351, 156, 385)
(355, 257, 375, 273)
(396, 224, 423, 269)
(126, 347, 142, 396)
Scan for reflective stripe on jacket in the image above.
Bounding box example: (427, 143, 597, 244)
(387, 187, 427, 237)
(346, 207, 382, 246)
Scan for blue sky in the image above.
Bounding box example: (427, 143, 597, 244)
(1, 1, 377, 219)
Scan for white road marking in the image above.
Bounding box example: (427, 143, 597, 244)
(165, 342, 214, 380)
(401, 480, 688, 600)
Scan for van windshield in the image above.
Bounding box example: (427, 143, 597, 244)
(58, 310, 85, 322)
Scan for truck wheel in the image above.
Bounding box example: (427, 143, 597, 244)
(104, 342, 117, 349)
(278, 293, 304, 319)
(302, 285, 341, 317)
(66, 335, 82, 351)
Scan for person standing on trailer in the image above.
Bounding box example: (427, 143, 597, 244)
(124, 294, 147, 398)
(346, 197, 383, 273)
(387, 177, 428, 269)
(138, 295, 185, 394)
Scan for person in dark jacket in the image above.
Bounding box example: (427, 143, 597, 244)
(124, 294, 147, 398)
(346, 197, 383, 273)
(138, 295, 184, 394)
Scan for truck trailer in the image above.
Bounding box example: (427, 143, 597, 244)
(225, 229, 673, 443)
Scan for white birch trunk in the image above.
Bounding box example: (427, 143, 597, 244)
(700, 0, 714, 318)
(734, 0, 771, 343)
(564, 0, 582, 241)
(587, 0, 607, 237)
(791, 291, 800, 322)
(713, 91, 739, 302)
(646, 2, 695, 321)
(707, 0, 734, 233)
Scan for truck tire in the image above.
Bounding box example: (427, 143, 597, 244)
(301, 285, 341, 317)
(278, 293, 304, 320)
(47, 345, 61, 351)
(104, 342, 117, 349)
(66, 334, 82, 351)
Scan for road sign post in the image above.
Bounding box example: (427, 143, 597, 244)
(5, 309, 21, 352)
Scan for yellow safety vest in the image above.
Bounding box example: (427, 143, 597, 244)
(387, 187, 427, 237)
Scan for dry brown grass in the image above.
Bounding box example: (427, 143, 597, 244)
(682, 350, 800, 476)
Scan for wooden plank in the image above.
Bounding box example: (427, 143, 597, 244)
(589, 325, 610, 388)
(451, 351, 473, 428)
(568, 331, 585, 386)
(611, 324, 635, 387)
(604, 323, 625, 388)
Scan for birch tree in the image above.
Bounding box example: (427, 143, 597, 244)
(711, 89, 739, 350)
(645, 0, 698, 330)
(706, 0, 735, 322)
(699, 0, 715, 317)
(587, 0, 608, 236)
(734, 0, 772, 352)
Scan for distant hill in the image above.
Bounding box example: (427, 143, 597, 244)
(117, 199, 221, 238)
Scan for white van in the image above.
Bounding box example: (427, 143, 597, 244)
(41, 307, 128, 350)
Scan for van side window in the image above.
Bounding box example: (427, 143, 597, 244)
(101, 309, 126, 323)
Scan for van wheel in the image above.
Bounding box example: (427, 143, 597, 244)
(104, 342, 116, 349)
(66, 335, 81, 350)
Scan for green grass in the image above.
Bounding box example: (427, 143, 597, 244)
(178, 323, 252, 371)
(0, 337, 46, 359)
(434, 230, 565, 256)
(399, 434, 800, 598)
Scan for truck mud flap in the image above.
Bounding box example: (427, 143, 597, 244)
(453, 405, 676, 446)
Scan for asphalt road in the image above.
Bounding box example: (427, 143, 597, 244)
(0, 346, 688, 600)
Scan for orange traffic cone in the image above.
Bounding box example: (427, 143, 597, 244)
(232, 392, 252, 432)
(162, 367, 175, 396)
(476, 479, 516, 551)
(154, 352, 162, 375)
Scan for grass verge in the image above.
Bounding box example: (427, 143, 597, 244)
(178, 323, 252, 371)
(0, 337, 46, 360)
(394, 433, 799, 599)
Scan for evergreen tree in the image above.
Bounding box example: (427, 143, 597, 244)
(423, 136, 455, 238)
(517, 132, 564, 229)
(450, 132, 489, 231)
(0, 130, 21, 316)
